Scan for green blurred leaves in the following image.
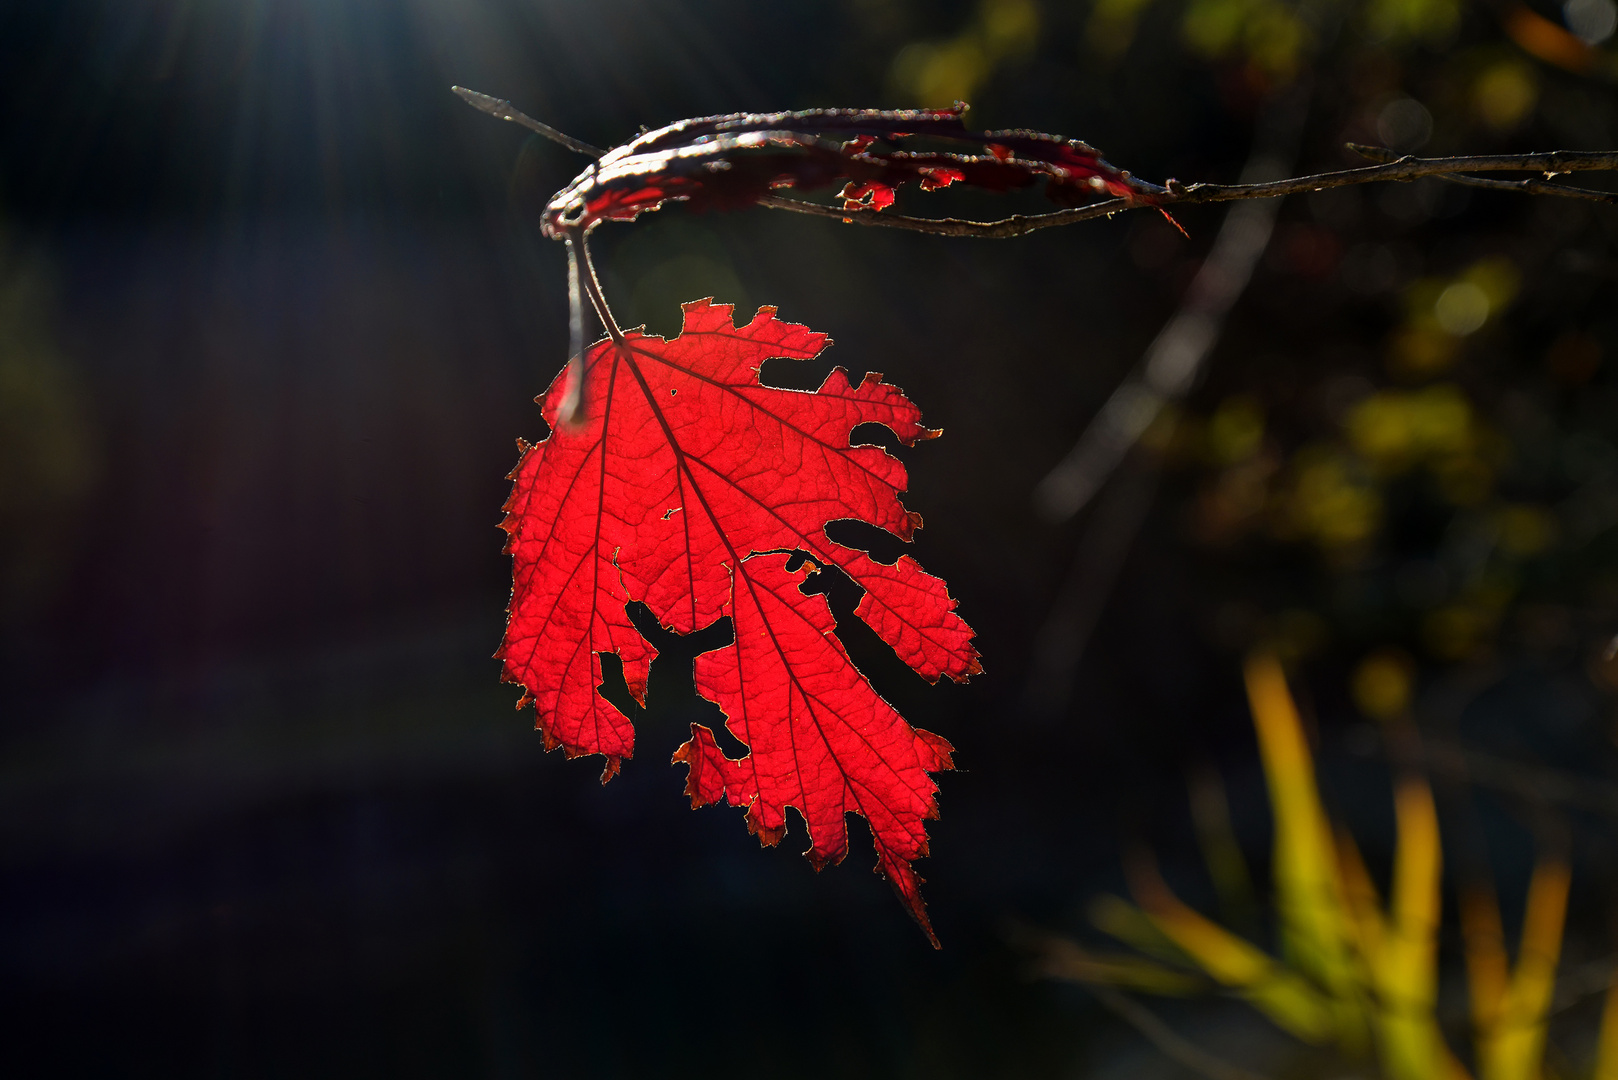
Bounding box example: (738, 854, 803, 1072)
(1042, 653, 1591, 1080)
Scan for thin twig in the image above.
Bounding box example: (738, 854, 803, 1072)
(453, 87, 1618, 236)
(1425, 738, 1618, 821)
(1349, 143, 1618, 203)
(1550, 953, 1618, 1018)
(451, 86, 606, 158)
(1083, 982, 1274, 1080)
(1426, 172, 1618, 201)
(1033, 124, 1303, 522)
(1023, 81, 1309, 719)
(760, 148, 1618, 238)
(1346, 724, 1618, 822)
(757, 191, 1126, 237)
(1023, 451, 1163, 719)
(1006, 921, 1265, 1079)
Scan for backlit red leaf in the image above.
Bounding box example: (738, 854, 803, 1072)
(498, 300, 978, 944)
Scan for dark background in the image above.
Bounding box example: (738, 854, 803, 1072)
(3, 0, 1617, 1075)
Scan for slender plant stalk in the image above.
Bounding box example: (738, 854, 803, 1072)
(451, 87, 605, 158)
(452, 87, 1617, 246)
(455, 87, 1618, 387)
(757, 147, 1618, 238)
(555, 223, 627, 428)
(1083, 981, 1274, 1080)
(559, 231, 587, 427)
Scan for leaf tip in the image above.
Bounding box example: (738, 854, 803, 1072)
(880, 860, 941, 948)
(916, 728, 956, 772)
(805, 844, 845, 871)
(749, 804, 787, 848)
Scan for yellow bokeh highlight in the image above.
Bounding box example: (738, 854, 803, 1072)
(1338, 382, 1502, 510)
(1182, 0, 1252, 56)
(890, 39, 988, 108)
(979, 0, 1038, 55)
(1463, 256, 1522, 313)
(1086, 0, 1154, 57)
(1207, 394, 1265, 464)
(1495, 504, 1557, 557)
(1392, 325, 1462, 376)
(1283, 445, 1382, 550)
(1347, 384, 1473, 472)
(1435, 282, 1490, 336)
(1392, 258, 1519, 376)
(1474, 61, 1538, 130)
(1352, 649, 1415, 721)
(1181, 0, 1306, 78)
(1365, 0, 1460, 43)
(889, 0, 1038, 107)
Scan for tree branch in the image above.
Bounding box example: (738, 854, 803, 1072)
(1348, 143, 1618, 203)
(450, 89, 1616, 236)
(1022, 77, 1310, 718)
(758, 147, 1618, 238)
(451, 86, 605, 158)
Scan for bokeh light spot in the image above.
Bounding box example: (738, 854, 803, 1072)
(1351, 649, 1415, 721)
(1434, 282, 1489, 335)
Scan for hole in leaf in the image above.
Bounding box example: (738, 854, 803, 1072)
(594, 650, 638, 719)
(756, 354, 842, 392)
(798, 561, 934, 700)
(849, 421, 901, 452)
(618, 602, 741, 753)
(824, 519, 906, 566)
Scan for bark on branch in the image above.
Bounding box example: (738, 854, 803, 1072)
(758, 147, 1618, 238)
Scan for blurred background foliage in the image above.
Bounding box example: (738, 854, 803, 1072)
(1041, 652, 1603, 1080)
(2, 0, 1618, 1076)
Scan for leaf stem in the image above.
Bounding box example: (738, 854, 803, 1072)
(560, 233, 586, 426)
(555, 225, 624, 427)
(573, 228, 625, 345)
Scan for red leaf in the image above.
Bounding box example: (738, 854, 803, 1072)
(918, 167, 966, 192)
(839, 180, 897, 211)
(499, 300, 979, 944)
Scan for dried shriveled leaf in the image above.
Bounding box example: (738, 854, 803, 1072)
(542, 105, 1140, 236)
(498, 300, 978, 944)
